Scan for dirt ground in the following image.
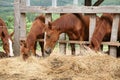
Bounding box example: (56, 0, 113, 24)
(0, 48, 120, 80)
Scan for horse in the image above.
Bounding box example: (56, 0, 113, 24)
(20, 14, 45, 60)
(0, 18, 14, 57)
(44, 13, 90, 55)
(89, 13, 120, 56)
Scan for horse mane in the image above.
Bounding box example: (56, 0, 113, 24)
(52, 14, 77, 30)
(0, 18, 9, 38)
(73, 13, 90, 41)
(34, 15, 45, 23)
(73, 13, 88, 28)
(73, 14, 84, 24)
(0, 18, 6, 27)
(52, 13, 86, 30)
(100, 14, 113, 26)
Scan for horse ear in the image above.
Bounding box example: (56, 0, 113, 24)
(48, 21, 52, 29)
(1, 31, 5, 38)
(10, 31, 14, 37)
(20, 40, 26, 48)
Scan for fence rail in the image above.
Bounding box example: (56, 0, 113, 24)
(20, 6, 120, 13)
(37, 39, 120, 47)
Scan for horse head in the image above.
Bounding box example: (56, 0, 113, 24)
(20, 40, 30, 60)
(1, 30, 14, 57)
(44, 22, 60, 55)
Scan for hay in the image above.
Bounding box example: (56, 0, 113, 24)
(0, 50, 120, 80)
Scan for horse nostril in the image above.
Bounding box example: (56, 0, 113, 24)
(45, 48, 51, 54)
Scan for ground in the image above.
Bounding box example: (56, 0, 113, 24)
(0, 47, 120, 80)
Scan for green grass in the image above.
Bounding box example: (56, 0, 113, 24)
(52, 13, 60, 21)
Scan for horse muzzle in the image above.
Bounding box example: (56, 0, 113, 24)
(44, 48, 52, 54)
(8, 53, 14, 57)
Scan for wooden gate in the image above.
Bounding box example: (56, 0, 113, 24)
(14, 0, 120, 57)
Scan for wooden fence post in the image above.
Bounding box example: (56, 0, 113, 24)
(52, 0, 57, 7)
(14, 0, 20, 56)
(20, 0, 27, 40)
(110, 14, 119, 57)
(59, 33, 66, 54)
(26, 0, 30, 6)
(89, 15, 96, 41)
(73, 0, 78, 5)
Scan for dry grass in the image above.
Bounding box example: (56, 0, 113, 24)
(0, 48, 120, 80)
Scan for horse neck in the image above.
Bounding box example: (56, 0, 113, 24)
(26, 33, 36, 48)
(1, 36, 9, 46)
(101, 16, 113, 26)
(52, 19, 76, 35)
(0, 18, 6, 26)
(79, 15, 90, 41)
(94, 20, 110, 42)
(0, 30, 10, 41)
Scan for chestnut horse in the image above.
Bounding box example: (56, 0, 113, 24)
(44, 13, 90, 55)
(89, 13, 120, 56)
(20, 15, 45, 60)
(0, 18, 14, 57)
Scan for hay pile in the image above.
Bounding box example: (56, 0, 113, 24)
(0, 50, 120, 80)
(0, 51, 7, 58)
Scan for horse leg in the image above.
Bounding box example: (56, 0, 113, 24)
(39, 41, 44, 57)
(32, 41, 37, 56)
(100, 45, 103, 51)
(70, 43, 75, 55)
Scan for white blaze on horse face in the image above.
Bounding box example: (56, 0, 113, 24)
(8, 39, 14, 56)
(44, 32, 47, 47)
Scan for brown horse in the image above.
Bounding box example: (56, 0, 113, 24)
(44, 13, 90, 55)
(0, 18, 14, 57)
(89, 13, 120, 55)
(20, 15, 45, 60)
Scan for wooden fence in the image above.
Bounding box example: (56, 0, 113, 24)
(14, 0, 120, 57)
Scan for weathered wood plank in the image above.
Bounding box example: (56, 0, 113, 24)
(89, 15, 96, 41)
(37, 39, 120, 47)
(13, 0, 20, 56)
(26, 0, 30, 6)
(20, 6, 120, 13)
(20, 13, 26, 40)
(110, 14, 119, 57)
(59, 33, 66, 54)
(20, 0, 27, 40)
